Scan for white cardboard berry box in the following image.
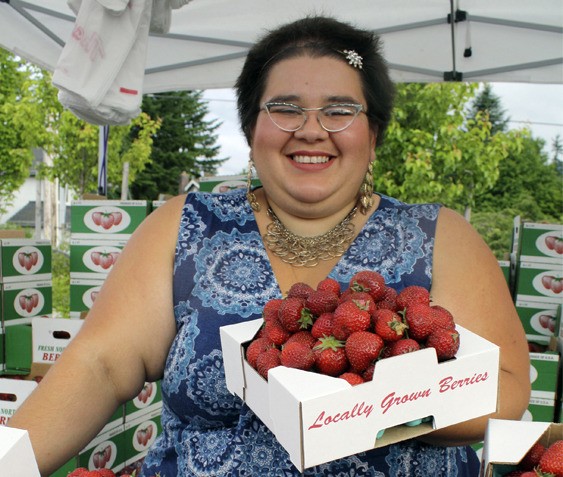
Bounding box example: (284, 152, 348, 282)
(220, 319, 500, 472)
(480, 419, 563, 477)
(0, 426, 41, 477)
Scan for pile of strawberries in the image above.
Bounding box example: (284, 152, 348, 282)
(246, 270, 460, 385)
(503, 439, 563, 476)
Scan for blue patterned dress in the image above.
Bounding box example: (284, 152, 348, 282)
(140, 188, 480, 477)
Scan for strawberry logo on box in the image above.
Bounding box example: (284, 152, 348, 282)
(14, 288, 45, 316)
(132, 420, 157, 452)
(89, 442, 116, 471)
(540, 232, 563, 256)
(537, 272, 563, 295)
(12, 246, 44, 274)
(133, 382, 155, 408)
(84, 246, 121, 272)
(84, 207, 130, 233)
(82, 286, 102, 308)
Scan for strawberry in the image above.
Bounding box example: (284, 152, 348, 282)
(316, 277, 341, 296)
(287, 282, 314, 300)
(256, 347, 281, 380)
(332, 300, 372, 340)
(285, 330, 317, 348)
(262, 298, 283, 322)
(313, 336, 349, 376)
(362, 362, 375, 381)
(311, 312, 334, 339)
(97, 470, 117, 477)
(349, 270, 386, 301)
(345, 331, 384, 373)
(263, 320, 291, 346)
(373, 309, 408, 342)
(430, 305, 456, 330)
(396, 285, 430, 311)
(375, 286, 398, 312)
(388, 338, 420, 357)
(339, 372, 365, 386)
(340, 291, 377, 317)
(68, 470, 89, 477)
(246, 337, 275, 369)
(280, 341, 315, 370)
(520, 441, 545, 470)
(404, 303, 436, 341)
(538, 440, 563, 477)
(278, 297, 313, 332)
(305, 289, 339, 316)
(426, 328, 460, 361)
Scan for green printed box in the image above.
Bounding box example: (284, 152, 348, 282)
(78, 424, 125, 473)
(516, 300, 559, 344)
(523, 397, 557, 423)
(123, 408, 162, 466)
(518, 222, 563, 264)
(70, 278, 105, 316)
(4, 318, 83, 373)
(70, 239, 127, 278)
(70, 200, 148, 239)
(124, 380, 162, 423)
(514, 260, 563, 304)
(1, 280, 52, 323)
(498, 260, 510, 285)
(529, 351, 560, 400)
(0, 239, 52, 283)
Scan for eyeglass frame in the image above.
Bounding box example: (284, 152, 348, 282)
(262, 102, 365, 133)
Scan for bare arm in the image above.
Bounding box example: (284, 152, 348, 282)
(8, 195, 185, 476)
(420, 207, 530, 446)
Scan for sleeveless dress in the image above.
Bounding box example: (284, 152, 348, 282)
(140, 188, 480, 477)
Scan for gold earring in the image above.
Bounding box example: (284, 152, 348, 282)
(359, 160, 374, 215)
(246, 157, 260, 211)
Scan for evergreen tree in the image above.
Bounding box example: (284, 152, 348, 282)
(130, 91, 226, 200)
(475, 131, 562, 221)
(468, 83, 509, 134)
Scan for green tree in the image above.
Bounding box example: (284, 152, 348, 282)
(0, 49, 57, 214)
(374, 83, 517, 217)
(131, 91, 226, 200)
(41, 111, 161, 198)
(468, 83, 509, 134)
(475, 131, 563, 222)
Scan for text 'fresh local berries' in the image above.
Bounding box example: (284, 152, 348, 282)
(245, 270, 462, 384)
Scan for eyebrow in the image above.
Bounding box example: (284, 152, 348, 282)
(266, 95, 362, 104)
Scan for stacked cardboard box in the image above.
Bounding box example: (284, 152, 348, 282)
(0, 237, 54, 375)
(480, 419, 562, 477)
(510, 217, 563, 425)
(69, 200, 148, 318)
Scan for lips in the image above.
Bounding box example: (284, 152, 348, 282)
(291, 154, 332, 164)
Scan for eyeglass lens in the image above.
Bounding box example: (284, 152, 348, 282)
(266, 104, 361, 132)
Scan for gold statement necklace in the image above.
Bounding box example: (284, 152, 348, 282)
(263, 206, 358, 267)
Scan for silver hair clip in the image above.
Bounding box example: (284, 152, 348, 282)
(342, 49, 363, 69)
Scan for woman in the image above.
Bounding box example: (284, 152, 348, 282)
(9, 16, 530, 477)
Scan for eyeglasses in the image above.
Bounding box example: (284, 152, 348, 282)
(262, 102, 365, 133)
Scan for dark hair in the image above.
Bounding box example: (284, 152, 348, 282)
(235, 16, 395, 145)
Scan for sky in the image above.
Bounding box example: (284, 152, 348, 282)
(203, 83, 563, 177)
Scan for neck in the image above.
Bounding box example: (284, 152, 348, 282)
(266, 199, 359, 238)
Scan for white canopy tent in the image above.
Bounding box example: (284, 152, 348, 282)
(1, 0, 561, 195)
(1, 0, 562, 93)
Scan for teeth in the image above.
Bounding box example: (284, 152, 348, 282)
(293, 155, 330, 164)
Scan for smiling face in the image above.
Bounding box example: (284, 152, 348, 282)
(250, 55, 377, 219)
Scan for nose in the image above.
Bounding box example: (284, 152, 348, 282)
(293, 110, 329, 140)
